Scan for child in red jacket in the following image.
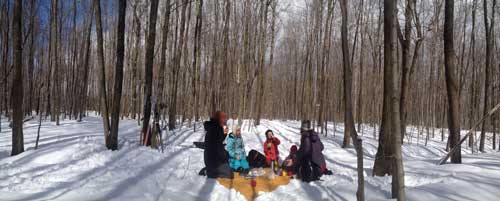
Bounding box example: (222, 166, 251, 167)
(263, 130, 281, 167)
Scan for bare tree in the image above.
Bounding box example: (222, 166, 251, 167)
(11, 0, 24, 156)
(142, 0, 159, 142)
(131, 1, 141, 122)
(153, 0, 171, 145)
(77, 3, 94, 122)
(168, 0, 188, 130)
(443, 0, 462, 163)
(109, 0, 127, 150)
(49, 0, 60, 125)
(340, 1, 365, 200)
(25, 0, 36, 116)
(341, 0, 355, 148)
(373, 0, 406, 199)
(479, 0, 496, 152)
(255, 0, 270, 126)
(94, 0, 111, 144)
(192, 0, 203, 129)
(398, 0, 422, 143)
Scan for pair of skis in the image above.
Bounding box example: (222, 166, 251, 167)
(139, 121, 164, 153)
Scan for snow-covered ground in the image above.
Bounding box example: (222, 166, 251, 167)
(1, 115, 499, 201)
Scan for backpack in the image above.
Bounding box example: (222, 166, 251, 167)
(247, 149, 267, 168)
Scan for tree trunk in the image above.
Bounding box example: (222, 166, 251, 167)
(443, 0, 462, 163)
(255, 0, 269, 126)
(109, 0, 127, 150)
(398, 0, 413, 144)
(131, 2, 141, 121)
(142, 0, 159, 142)
(154, 0, 171, 141)
(168, 0, 188, 131)
(468, 0, 478, 148)
(26, 0, 36, 116)
(356, 1, 365, 133)
(11, 0, 24, 156)
(94, 0, 111, 145)
(340, 0, 365, 200)
(374, 0, 406, 200)
(220, 0, 231, 113)
(479, 0, 496, 153)
(340, 0, 355, 148)
(319, 0, 335, 135)
(192, 0, 203, 128)
(78, 3, 94, 122)
(50, 0, 60, 125)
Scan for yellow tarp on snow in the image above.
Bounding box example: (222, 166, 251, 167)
(217, 169, 290, 201)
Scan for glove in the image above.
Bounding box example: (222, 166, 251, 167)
(236, 155, 241, 160)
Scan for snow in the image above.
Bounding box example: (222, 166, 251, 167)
(1, 115, 500, 201)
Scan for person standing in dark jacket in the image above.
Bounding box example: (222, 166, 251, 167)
(204, 111, 233, 179)
(296, 120, 326, 182)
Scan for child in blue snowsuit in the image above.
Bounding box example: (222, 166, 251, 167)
(225, 126, 250, 172)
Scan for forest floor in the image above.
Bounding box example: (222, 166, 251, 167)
(1, 114, 500, 201)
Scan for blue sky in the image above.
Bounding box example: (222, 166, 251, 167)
(33, 0, 116, 29)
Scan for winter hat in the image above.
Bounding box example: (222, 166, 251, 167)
(290, 145, 298, 154)
(301, 120, 312, 131)
(265, 129, 273, 138)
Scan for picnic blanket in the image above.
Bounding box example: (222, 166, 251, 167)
(217, 168, 290, 201)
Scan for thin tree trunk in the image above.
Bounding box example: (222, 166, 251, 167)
(192, 0, 203, 128)
(26, 0, 36, 116)
(94, 0, 111, 144)
(142, 0, 160, 142)
(255, 0, 269, 126)
(340, 0, 355, 148)
(109, 0, 127, 150)
(153, 0, 171, 146)
(398, 0, 413, 143)
(49, 0, 59, 124)
(168, 0, 188, 131)
(468, 0, 478, 148)
(78, 3, 94, 122)
(131, 2, 141, 122)
(340, 0, 365, 200)
(479, 0, 496, 152)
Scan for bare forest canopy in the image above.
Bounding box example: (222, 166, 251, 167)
(2, 1, 499, 200)
(1, 0, 499, 136)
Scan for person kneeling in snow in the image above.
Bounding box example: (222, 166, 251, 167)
(203, 111, 233, 179)
(263, 130, 281, 167)
(225, 126, 250, 174)
(296, 120, 327, 182)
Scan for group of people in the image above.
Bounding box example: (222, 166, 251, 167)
(202, 111, 330, 182)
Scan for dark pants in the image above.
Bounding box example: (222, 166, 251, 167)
(207, 163, 234, 179)
(297, 158, 322, 182)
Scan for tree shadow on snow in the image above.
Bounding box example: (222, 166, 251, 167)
(0, 133, 103, 167)
(15, 148, 133, 201)
(298, 181, 349, 201)
(97, 146, 191, 201)
(195, 179, 217, 201)
(0, 150, 9, 160)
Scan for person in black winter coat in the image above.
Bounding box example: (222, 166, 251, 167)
(204, 111, 234, 179)
(296, 120, 326, 182)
